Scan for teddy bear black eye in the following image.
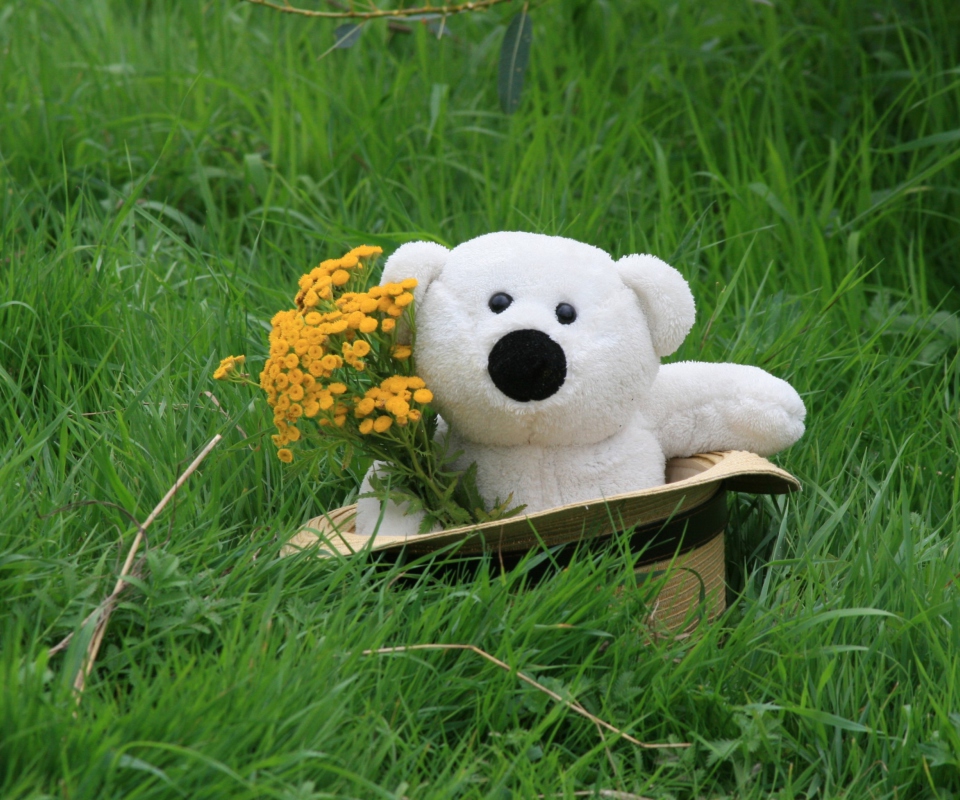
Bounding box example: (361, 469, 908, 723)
(555, 303, 577, 324)
(488, 292, 513, 314)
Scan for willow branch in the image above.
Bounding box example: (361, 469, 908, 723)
(245, 0, 514, 20)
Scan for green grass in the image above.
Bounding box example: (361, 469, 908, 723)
(2, 0, 960, 796)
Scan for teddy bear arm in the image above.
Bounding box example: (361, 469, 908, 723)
(648, 361, 806, 459)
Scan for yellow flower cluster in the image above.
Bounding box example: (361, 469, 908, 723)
(213, 354, 245, 381)
(351, 376, 434, 434)
(257, 245, 434, 462)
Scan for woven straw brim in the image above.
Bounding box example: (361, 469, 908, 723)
(633, 531, 727, 631)
(282, 450, 799, 559)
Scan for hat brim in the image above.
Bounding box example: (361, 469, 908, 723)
(282, 450, 799, 560)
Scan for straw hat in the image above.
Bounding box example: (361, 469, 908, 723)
(283, 450, 800, 630)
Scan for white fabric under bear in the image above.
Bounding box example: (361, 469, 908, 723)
(354, 232, 805, 538)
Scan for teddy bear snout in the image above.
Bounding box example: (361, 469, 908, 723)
(487, 329, 567, 403)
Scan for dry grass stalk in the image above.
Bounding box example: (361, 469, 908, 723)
(48, 560, 144, 658)
(69, 435, 223, 702)
(363, 643, 690, 750)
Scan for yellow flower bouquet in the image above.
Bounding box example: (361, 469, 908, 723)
(218, 245, 521, 532)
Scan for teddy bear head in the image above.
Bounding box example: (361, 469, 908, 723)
(379, 232, 696, 447)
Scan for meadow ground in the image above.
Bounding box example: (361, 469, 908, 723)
(2, 0, 960, 796)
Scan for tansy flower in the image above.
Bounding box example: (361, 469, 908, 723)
(260, 245, 428, 465)
(349, 245, 382, 258)
(381, 376, 407, 394)
(321, 354, 342, 370)
(355, 397, 376, 417)
(213, 354, 245, 381)
(385, 397, 410, 417)
(277, 449, 293, 463)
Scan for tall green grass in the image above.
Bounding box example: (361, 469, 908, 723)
(2, 0, 959, 796)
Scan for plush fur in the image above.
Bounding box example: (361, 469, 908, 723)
(355, 232, 805, 537)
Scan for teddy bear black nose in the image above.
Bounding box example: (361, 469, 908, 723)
(487, 329, 567, 402)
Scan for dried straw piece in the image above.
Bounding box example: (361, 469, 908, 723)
(362, 643, 690, 750)
(68, 435, 222, 702)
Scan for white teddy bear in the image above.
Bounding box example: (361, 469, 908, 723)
(355, 232, 805, 538)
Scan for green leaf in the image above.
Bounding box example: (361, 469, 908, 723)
(93, 442, 138, 517)
(333, 23, 363, 49)
(703, 738, 741, 766)
(498, 11, 533, 115)
(782, 706, 873, 734)
(426, 18, 452, 39)
(243, 153, 269, 199)
(426, 83, 448, 145)
(116, 754, 176, 787)
(452, 461, 484, 514)
(790, 607, 901, 635)
(886, 127, 960, 153)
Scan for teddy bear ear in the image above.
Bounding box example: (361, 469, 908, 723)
(379, 240, 449, 306)
(616, 254, 696, 357)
